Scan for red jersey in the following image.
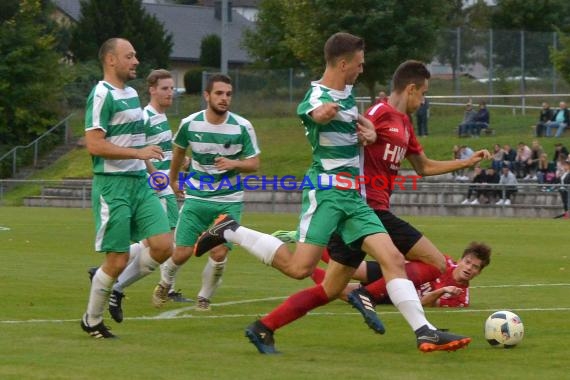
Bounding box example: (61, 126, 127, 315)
(417, 255, 470, 308)
(361, 101, 423, 210)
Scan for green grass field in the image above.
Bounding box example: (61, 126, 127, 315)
(0, 208, 568, 380)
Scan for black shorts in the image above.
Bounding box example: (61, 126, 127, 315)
(327, 233, 367, 269)
(376, 210, 423, 255)
(326, 210, 423, 269)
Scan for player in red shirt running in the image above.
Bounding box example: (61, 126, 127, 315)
(322, 60, 491, 333)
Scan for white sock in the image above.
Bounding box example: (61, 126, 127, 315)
(387, 278, 436, 331)
(160, 257, 180, 288)
(113, 247, 159, 293)
(224, 227, 282, 265)
(127, 241, 146, 265)
(198, 257, 227, 300)
(85, 268, 115, 326)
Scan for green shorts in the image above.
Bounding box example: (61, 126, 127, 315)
(175, 198, 243, 248)
(92, 174, 170, 253)
(298, 187, 386, 246)
(159, 194, 179, 229)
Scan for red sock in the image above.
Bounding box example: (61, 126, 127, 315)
(364, 261, 441, 302)
(310, 267, 326, 284)
(321, 248, 330, 263)
(261, 285, 329, 331)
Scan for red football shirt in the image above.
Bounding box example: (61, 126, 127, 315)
(361, 101, 423, 210)
(417, 255, 470, 308)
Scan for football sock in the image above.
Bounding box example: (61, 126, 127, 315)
(113, 246, 159, 292)
(159, 257, 180, 288)
(386, 278, 435, 331)
(261, 284, 329, 331)
(127, 241, 146, 265)
(85, 268, 115, 326)
(197, 257, 227, 300)
(310, 267, 326, 284)
(224, 227, 282, 265)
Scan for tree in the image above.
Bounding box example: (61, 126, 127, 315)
(200, 34, 221, 68)
(0, 0, 64, 146)
(242, 0, 302, 69)
(244, 0, 450, 95)
(551, 29, 570, 86)
(491, 0, 570, 76)
(70, 0, 173, 73)
(434, 1, 492, 88)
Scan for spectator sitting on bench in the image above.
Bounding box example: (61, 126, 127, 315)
(545, 101, 569, 138)
(496, 166, 518, 206)
(524, 140, 543, 180)
(535, 102, 553, 137)
(458, 103, 476, 137)
(470, 101, 490, 136)
(461, 166, 488, 205)
(482, 167, 500, 202)
(514, 142, 532, 179)
(536, 152, 556, 185)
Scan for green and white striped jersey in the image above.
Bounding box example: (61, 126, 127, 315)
(173, 110, 260, 202)
(144, 104, 174, 196)
(85, 81, 146, 176)
(297, 81, 360, 184)
(144, 104, 173, 171)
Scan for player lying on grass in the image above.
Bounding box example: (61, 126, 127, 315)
(274, 230, 491, 308)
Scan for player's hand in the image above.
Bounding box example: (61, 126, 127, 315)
(442, 286, 462, 296)
(214, 156, 236, 171)
(469, 149, 491, 165)
(357, 115, 377, 146)
(310, 102, 340, 124)
(137, 145, 164, 160)
(170, 179, 185, 199)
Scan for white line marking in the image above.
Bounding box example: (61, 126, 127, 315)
(2, 283, 569, 325)
(0, 226, 10, 231)
(472, 283, 570, 289)
(2, 307, 570, 325)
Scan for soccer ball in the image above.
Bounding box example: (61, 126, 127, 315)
(484, 310, 524, 348)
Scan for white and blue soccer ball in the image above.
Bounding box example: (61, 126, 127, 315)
(484, 310, 524, 348)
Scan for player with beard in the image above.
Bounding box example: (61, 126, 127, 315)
(155, 73, 260, 311)
(81, 38, 172, 338)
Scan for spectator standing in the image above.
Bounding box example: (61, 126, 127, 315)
(415, 98, 429, 137)
(554, 159, 570, 219)
(376, 90, 388, 104)
(535, 102, 553, 137)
